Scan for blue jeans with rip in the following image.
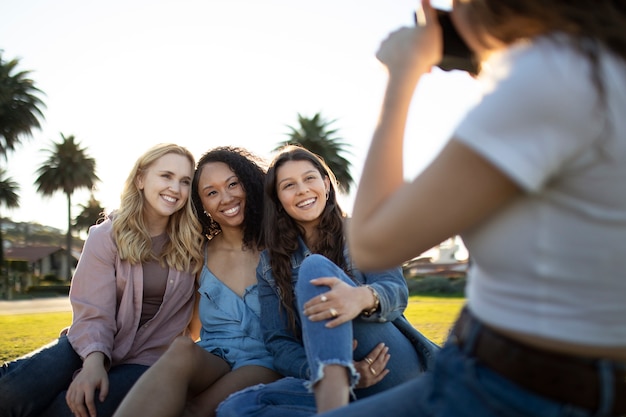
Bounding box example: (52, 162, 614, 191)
(313, 309, 626, 417)
(217, 255, 426, 417)
(0, 335, 148, 417)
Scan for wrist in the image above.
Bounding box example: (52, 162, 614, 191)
(83, 351, 108, 370)
(361, 285, 380, 317)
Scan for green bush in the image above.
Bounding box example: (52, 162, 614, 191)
(407, 275, 466, 295)
(41, 274, 63, 284)
(26, 285, 70, 296)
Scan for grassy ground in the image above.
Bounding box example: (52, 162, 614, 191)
(0, 295, 465, 363)
(404, 295, 464, 345)
(1, 312, 72, 363)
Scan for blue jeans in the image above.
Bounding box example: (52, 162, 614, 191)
(0, 335, 148, 417)
(313, 310, 625, 417)
(217, 255, 429, 417)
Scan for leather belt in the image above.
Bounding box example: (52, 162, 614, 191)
(452, 308, 626, 416)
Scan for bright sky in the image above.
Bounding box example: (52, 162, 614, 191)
(0, 0, 478, 233)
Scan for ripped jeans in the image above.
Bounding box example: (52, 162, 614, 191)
(217, 255, 429, 417)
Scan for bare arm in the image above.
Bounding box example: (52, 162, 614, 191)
(349, 1, 521, 270)
(187, 284, 202, 341)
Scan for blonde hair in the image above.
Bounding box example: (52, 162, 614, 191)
(112, 143, 204, 274)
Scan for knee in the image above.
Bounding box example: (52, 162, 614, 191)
(297, 255, 347, 296)
(162, 336, 197, 368)
(298, 254, 335, 289)
(300, 254, 330, 277)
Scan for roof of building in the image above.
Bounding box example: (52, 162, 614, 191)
(5, 246, 67, 263)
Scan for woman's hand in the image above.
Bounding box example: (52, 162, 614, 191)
(355, 342, 390, 388)
(302, 278, 375, 328)
(376, 0, 441, 83)
(66, 352, 109, 417)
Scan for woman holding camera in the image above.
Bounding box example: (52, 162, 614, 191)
(321, 0, 626, 416)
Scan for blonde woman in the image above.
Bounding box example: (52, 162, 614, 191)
(0, 143, 204, 417)
(114, 146, 281, 417)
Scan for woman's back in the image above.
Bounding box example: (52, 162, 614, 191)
(454, 36, 626, 352)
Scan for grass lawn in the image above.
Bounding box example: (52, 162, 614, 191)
(1, 312, 72, 363)
(404, 295, 464, 345)
(0, 295, 465, 363)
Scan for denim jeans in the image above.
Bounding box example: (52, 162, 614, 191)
(313, 313, 625, 417)
(217, 255, 427, 417)
(296, 256, 424, 395)
(0, 335, 148, 417)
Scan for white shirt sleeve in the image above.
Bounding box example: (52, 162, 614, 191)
(454, 36, 604, 192)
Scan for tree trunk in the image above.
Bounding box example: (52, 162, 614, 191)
(66, 192, 73, 281)
(0, 216, 7, 300)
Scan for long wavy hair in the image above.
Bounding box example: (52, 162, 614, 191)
(191, 146, 266, 249)
(264, 145, 349, 335)
(461, 0, 626, 98)
(112, 143, 204, 274)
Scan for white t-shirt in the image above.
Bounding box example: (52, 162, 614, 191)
(455, 34, 626, 346)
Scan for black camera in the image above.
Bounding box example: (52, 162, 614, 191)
(430, 9, 478, 75)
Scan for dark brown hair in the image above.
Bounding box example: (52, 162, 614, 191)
(263, 145, 349, 336)
(191, 146, 266, 249)
(464, 0, 626, 99)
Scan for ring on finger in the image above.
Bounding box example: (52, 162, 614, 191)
(320, 294, 328, 303)
(329, 307, 338, 318)
(370, 366, 377, 376)
(364, 357, 373, 365)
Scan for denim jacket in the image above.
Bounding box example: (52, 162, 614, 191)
(257, 237, 439, 379)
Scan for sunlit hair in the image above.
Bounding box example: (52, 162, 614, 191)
(191, 146, 267, 249)
(112, 143, 204, 274)
(462, 0, 626, 97)
(264, 144, 348, 336)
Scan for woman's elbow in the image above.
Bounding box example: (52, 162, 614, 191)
(349, 241, 395, 271)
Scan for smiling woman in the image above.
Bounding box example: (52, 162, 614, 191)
(216, 145, 439, 417)
(112, 146, 281, 417)
(0, 143, 204, 417)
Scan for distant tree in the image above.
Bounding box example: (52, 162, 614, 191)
(74, 192, 105, 235)
(0, 51, 46, 159)
(0, 169, 19, 298)
(35, 133, 99, 279)
(275, 112, 354, 194)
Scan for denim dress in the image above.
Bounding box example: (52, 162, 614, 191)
(196, 265, 275, 371)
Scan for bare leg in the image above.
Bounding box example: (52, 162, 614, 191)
(113, 337, 230, 417)
(182, 365, 281, 417)
(314, 364, 350, 413)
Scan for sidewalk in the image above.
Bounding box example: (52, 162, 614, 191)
(0, 296, 71, 315)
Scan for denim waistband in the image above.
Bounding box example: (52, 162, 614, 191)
(450, 307, 626, 416)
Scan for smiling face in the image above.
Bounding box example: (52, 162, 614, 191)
(197, 161, 246, 230)
(137, 152, 193, 230)
(275, 159, 330, 235)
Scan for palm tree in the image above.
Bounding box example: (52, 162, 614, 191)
(73, 192, 105, 235)
(275, 112, 354, 194)
(0, 51, 46, 158)
(0, 169, 19, 299)
(35, 133, 99, 279)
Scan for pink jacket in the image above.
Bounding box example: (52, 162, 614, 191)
(66, 219, 196, 367)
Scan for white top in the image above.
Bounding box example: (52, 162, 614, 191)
(455, 34, 626, 346)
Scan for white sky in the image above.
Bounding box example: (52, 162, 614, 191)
(0, 0, 478, 233)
